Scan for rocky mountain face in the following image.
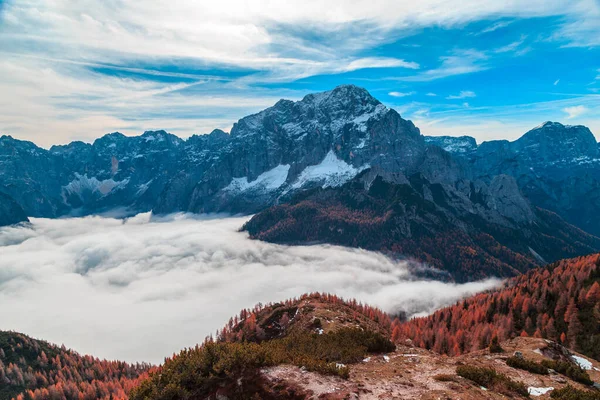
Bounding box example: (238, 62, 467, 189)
(243, 169, 600, 281)
(0, 192, 28, 226)
(1, 86, 599, 247)
(154, 84, 463, 214)
(428, 121, 600, 236)
(0, 85, 462, 221)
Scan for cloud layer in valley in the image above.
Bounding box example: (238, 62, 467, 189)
(0, 213, 500, 363)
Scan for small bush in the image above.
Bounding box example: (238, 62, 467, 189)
(541, 360, 593, 385)
(550, 385, 600, 400)
(457, 365, 529, 398)
(489, 336, 504, 353)
(433, 374, 458, 382)
(131, 328, 393, 400)
(506, 356, 549, 375)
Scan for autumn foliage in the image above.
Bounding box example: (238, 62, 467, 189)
(244, 175, 600, 282)
(0, 332, 152, 400)
(395, 254, 600, 361)
(129, 293, 396, 400)
(213, 292, 392, 344)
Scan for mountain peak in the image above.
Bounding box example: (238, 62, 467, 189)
(516, 121, 598, 159)
(299, 84, 381, 111)
(230, 84, 388, 139)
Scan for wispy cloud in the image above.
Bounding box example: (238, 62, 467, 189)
(477, 20, 513, 35)
(0, 0, 599, 144)
(344, 57, 419, 71)
(446, 90, 476, 99)
(389, 91, 416, 97)
(494, 35, 527, 53)
(399, 49, 488, 82)
(554, 79, 560, 85)
(563, 105, 589, 119)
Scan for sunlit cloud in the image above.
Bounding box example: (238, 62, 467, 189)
(0, 0, 599, 144)
(563, 105, 589, 119)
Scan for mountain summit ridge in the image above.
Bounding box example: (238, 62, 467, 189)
(0, 86, 599, 240)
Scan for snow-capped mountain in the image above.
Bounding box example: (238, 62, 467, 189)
(1, 86, 600, 239)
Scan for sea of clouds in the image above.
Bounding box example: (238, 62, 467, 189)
(0, 213, 500, 363)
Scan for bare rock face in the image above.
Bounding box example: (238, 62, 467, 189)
(424, 135, 477, 154)
(486, 174, 535, 224)
(426, 121, 600, 236)
(0, 192, 29, 226)
(157, 85, 441, 214)
(1, 85, 460, 217)
(1, 86, 600, 244)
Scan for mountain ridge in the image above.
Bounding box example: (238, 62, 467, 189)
(1, 87, 599, 246)
(243, 168, 600, 281)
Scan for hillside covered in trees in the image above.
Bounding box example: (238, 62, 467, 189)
(395, 253, 600, 360)
(3, 254, 600, 399)
(244, 173, 600, 282)
(0, 332, 151, 400)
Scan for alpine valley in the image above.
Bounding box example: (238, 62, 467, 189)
(3, 85, 599, 280)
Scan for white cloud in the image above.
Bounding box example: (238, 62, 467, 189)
(389, 91, 416, 97)
(344, 57, 419, 71)
(494, 35, 527, 53)
(0, 213, 500, 363)
(446, 90, 476, 99)
(0, 0, 599, 143)
(426, 92, 437, 97)
(399, 50, 488, 81)
(563, 105, 589, 119)
(477, 20, 513, 35)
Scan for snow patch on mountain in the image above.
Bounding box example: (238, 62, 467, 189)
(424, 136, 477, 154)
(291, 150, 368, 190)
(63, 174, 130, 198)
(224, 164, 290, 194)
(136, 180, 153, 195)
(528, 387, 553, 396)
(571, 355, 592, 370)
(351, 103, 387, 132)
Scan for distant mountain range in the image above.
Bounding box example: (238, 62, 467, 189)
(426, 121, 600, 237)
(1, 85, 600, 278)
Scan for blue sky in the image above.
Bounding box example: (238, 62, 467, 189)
(0, 0, 599, 147)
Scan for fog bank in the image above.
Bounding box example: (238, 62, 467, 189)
(0, 213, 500, 363)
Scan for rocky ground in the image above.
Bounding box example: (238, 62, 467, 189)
(259, 337, 599, 399)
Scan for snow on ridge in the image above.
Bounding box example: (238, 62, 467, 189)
(136, 180, 153, 195)
(528, 387, 554, 396)
(223, 164, 290, 194)
(351, 103, 387, 132)
(291, 150, 369, 190)
(571, 355, 593, 370)
(63, 173, 130, 197)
